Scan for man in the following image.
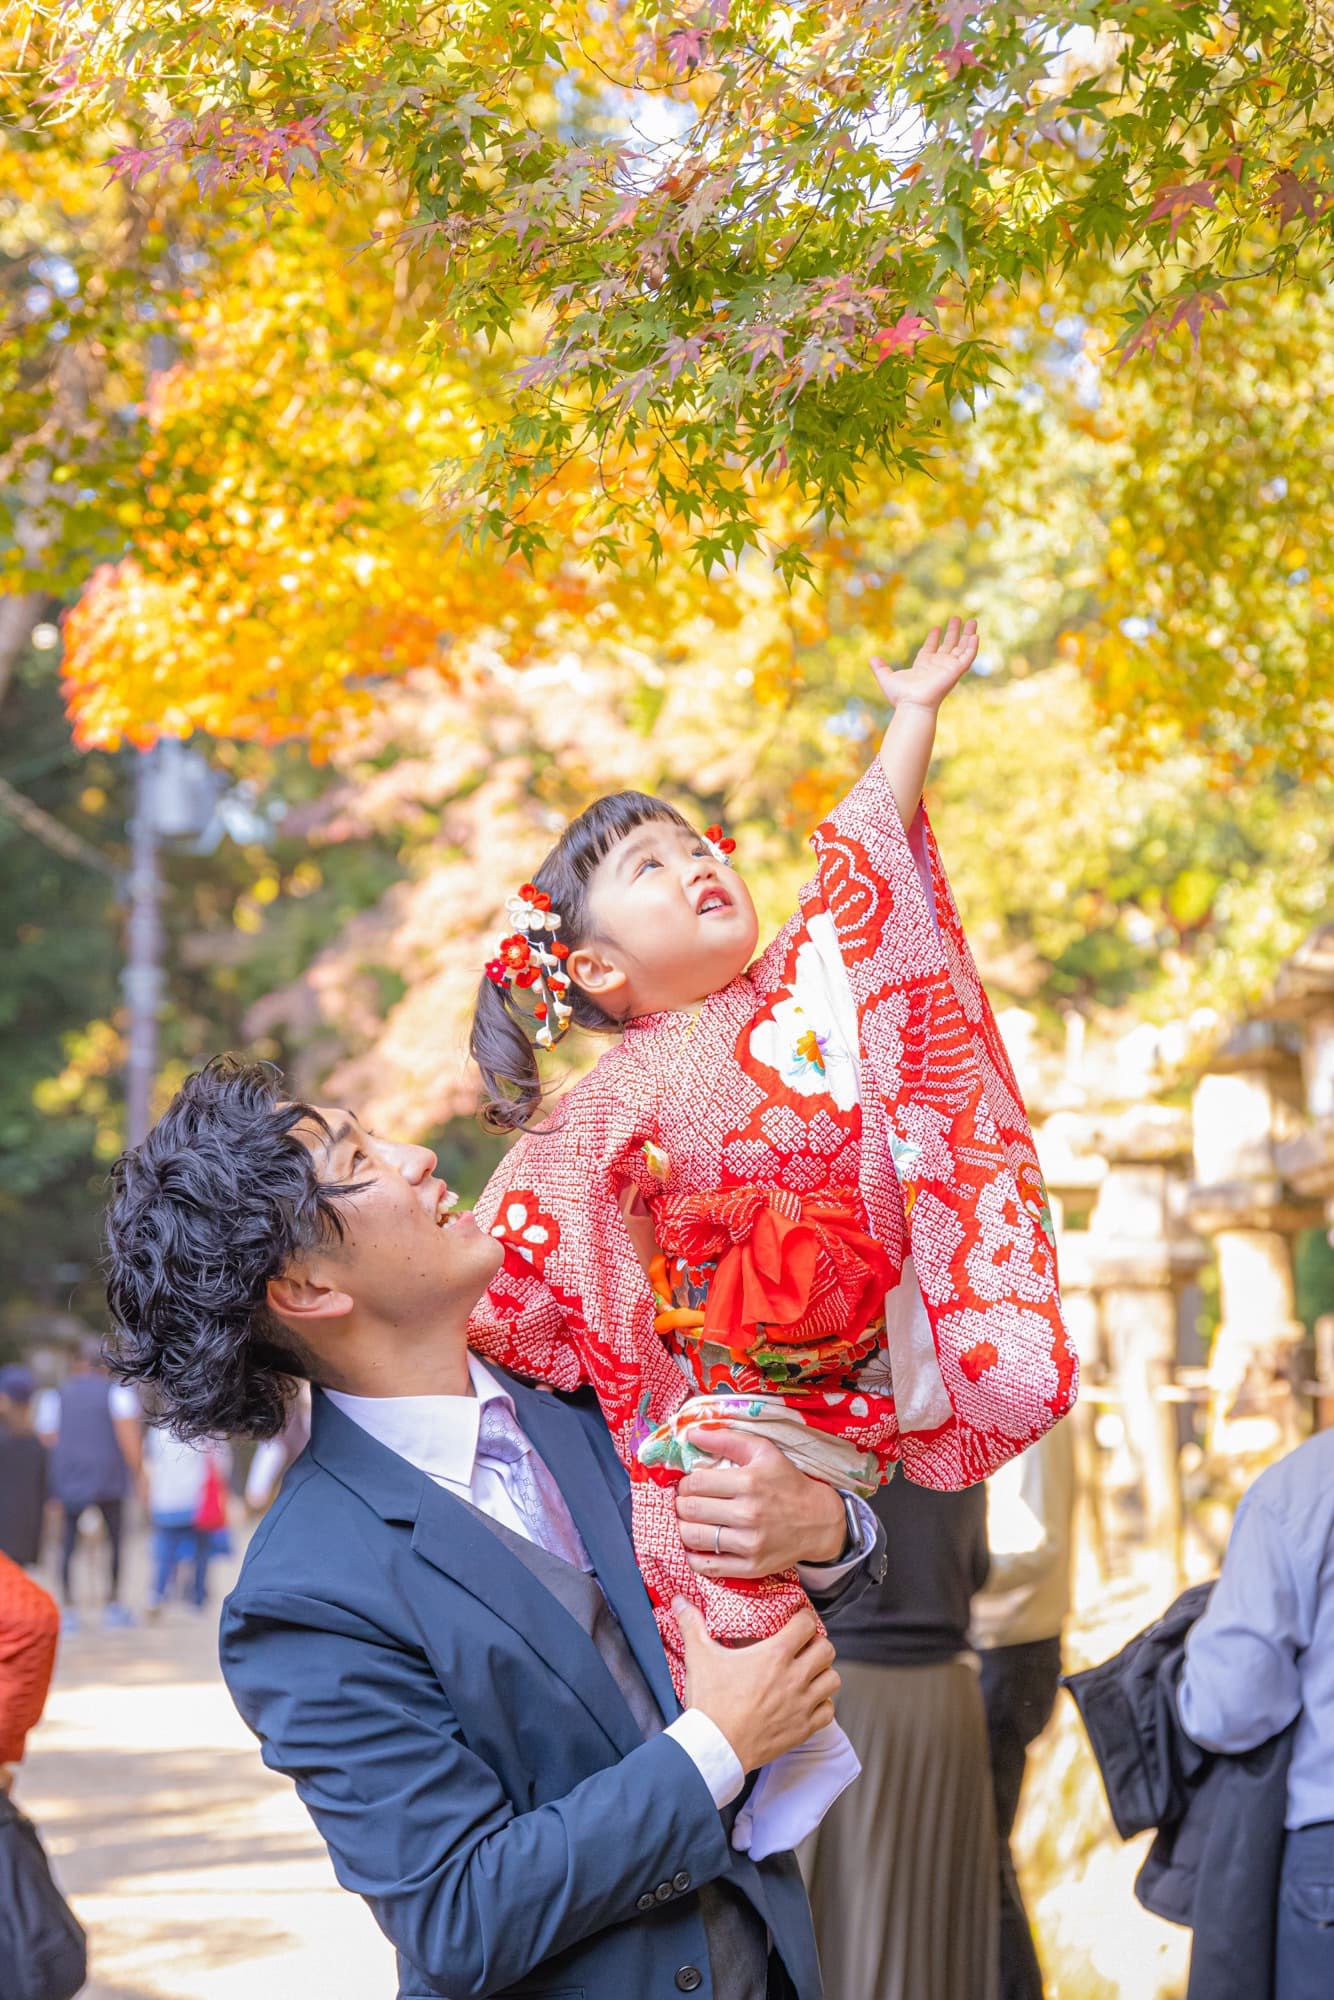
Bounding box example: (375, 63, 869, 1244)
(36, 1337, 142, 1630)
(1178, 1427, 1334, 1999)
(971, 1420, 1077, 2000)
(104, 1057, 885, 2000)
(0, 1366, 48, 1569)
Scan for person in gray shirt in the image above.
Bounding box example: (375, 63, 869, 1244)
(1178, 1427, 1334, 2000)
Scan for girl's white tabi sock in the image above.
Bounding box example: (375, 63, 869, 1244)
(729, 1717, 861, 1862)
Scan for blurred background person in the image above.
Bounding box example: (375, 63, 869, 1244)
(0, 1548, 87, 1999)
(1178, 1426, 1334, 2000)
(143, 1426, 232, 1619)
(36, 1337, 142, 1631)
(242, 1382, 311, 1515)
(972, 1422, 1078, 2000)
(0, 1365, 48, 1570)
(801, 1471, 996, 2000)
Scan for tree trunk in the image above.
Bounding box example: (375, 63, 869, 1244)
(0, 593, 48, 726)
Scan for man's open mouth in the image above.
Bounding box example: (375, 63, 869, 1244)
(434, 1184, 460, 1227)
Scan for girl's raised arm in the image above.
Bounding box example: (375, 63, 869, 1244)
(871, 614, 978, 829)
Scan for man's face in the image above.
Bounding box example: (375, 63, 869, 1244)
(294, 1107, 503, 1329)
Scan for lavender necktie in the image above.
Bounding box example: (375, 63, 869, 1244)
(475, 1399, 591, 1572)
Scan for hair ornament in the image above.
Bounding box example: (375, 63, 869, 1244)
(702, 823, 736, 867)
(484, 883, 574, 1049)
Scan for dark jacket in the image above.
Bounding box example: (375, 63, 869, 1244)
(1064, 1582, 1293, 2000)
(0, 1426, 47, 1568)
(221, 1375, 881, 2000)
(826, 1470, 988, 1666)
(47, 1373, 129, 1508)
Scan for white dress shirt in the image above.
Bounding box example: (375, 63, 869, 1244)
(971, 1420, 1076, 1650)
(327, 1357, 874, 1814)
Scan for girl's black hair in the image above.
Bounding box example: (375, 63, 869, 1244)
(469, 790, 693, 1132)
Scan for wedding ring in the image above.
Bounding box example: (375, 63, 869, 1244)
(712, 1524, 723, 1555)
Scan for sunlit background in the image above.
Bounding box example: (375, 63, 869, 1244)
(3, 3, 1333, 1994)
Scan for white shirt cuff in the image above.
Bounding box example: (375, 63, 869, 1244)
(664, 1709, 745, 1810)
(798, 1494, 876, 1590)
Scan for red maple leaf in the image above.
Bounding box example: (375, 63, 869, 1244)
(666, 25, 708, 75)
(941, 39, 980, 79)
(1145, 180, 1217, 242)
(1164, 289, 1229, 347)
(874, 312, 930, 360)
(1268, 168, 1327, 224)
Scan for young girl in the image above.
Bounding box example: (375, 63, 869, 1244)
(466, 618, 1076, 1852)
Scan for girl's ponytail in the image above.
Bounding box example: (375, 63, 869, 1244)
(470, 975, 546, 1133)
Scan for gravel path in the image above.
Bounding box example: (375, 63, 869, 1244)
(19, 1527, 395, 2000)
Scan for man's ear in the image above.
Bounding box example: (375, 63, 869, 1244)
(566, 943, 628, 1008)
(266, 1268, 355, 1327)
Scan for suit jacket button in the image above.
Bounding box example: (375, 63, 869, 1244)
(636, 1892, 656, 1912)
(655, 1881, 674, 1902)
(675, 1969, 703, 1992)
(673, 1870, 691, 1892)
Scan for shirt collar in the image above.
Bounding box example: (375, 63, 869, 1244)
(323, 1355, 516, 1490)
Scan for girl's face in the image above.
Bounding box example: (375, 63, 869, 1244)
(572, 818, 760, 1018)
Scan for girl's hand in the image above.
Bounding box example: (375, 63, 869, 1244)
(871, 615, 979, 714)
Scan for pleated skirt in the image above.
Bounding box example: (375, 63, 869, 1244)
(799, 1657, 1000, 2000)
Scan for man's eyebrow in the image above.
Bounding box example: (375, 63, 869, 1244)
(319, 1112, 360, 1157)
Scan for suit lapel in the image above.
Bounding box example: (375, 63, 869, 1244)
(310, 1390, 641, 1759)
(408, 1475, 643, 1759)
(507, 1377, 681, 1725)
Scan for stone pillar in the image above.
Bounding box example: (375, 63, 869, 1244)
(1036, 1114, 1108, 1578)
(1188, 1022, 1319, 1466)
(1084, 1106, 1205, 1584)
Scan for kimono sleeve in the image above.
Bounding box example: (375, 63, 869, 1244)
(749, 763, 941, 1002)
(811, 758, 1078, 1487)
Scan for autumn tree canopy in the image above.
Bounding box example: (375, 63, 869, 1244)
(48, 1, 1334, 567)
(2, 5, 1331, 772)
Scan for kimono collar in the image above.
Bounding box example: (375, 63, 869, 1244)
(622, 975, 753, 1038)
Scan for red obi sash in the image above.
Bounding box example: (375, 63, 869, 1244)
(650, 1184, 894, 1359)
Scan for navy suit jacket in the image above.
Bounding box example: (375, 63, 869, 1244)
(220, 1374, 873, 1999)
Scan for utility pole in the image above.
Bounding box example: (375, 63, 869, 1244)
(123, 747, 164, 1150)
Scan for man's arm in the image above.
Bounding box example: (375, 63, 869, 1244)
(110, 1383, 144, 1482)
(221, 1587, 837, 2000)
(872, 614, 978, 828)
(1178, 1492, 1310, 1754)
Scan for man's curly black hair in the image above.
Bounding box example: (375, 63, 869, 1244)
(104, 1055, 359, 1441)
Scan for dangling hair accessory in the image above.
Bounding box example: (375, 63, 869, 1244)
(483, 884, 574, 1050)
(702, 823, 736, 868)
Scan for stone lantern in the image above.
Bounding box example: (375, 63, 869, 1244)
(1082, 1105, 1207, 1578)
(1188, 1020, 1322, 1465)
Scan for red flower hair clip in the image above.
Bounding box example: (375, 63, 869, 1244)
(484, 883, 574, 1049)
(702, 823, 736, 866)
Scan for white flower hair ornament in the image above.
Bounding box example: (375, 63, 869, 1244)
(483, 883, 574, 1050)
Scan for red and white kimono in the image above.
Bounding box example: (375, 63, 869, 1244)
(470, 759, 1077, 1682)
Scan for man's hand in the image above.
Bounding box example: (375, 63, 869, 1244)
(872, 614, 979, 714)
(674, 1427, 847, 1578)
(675, 1599, 841, 1773)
